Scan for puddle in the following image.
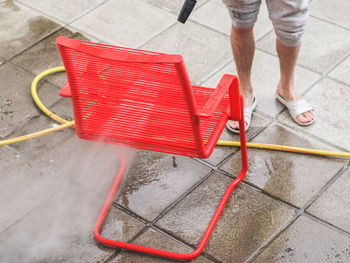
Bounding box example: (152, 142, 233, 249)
(0, 3, 60, 59)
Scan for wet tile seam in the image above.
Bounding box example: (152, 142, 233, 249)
(303, 212, 350, 239)
(7, 26, 64, 62)
(112, 202, 150, 225)
(245, 213, 301, 263)
(302, 164, 350, 211)
(148, 225, 222, 263)
(245, 164, 350, 262)
(111, 170, 216, 226)
(102, 210, 221, 262)
(151, 170, 216, 224)
(102, 226, 150, 263)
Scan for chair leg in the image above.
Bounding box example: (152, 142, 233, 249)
(94, 107, 248, 261)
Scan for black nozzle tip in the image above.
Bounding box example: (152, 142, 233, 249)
(177, 0, 197, 24)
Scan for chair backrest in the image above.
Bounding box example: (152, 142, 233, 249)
(56, 36, 206, 156)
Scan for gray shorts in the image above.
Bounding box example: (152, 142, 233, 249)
(222, 0, 309, 46)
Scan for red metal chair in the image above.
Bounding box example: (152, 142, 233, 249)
(56, 36, 248, 261)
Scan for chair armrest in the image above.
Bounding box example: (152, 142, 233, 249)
(197, 74, 237, 118)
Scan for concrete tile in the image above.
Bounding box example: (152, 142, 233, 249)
(278, 78, 350, 150)
(11, 27, 97, 88)
(142, 0, 207, 14)
(0, 63, 61, 138)
(307, 169, 350, 233)
(329, 55, 350, 86)
(0, 183, 144, 263)
(0, 240, 28, 263)
(0, 158, 69, 233)
(191, 0, 272, 39)
(116, 150, 212, 221)
(310, 0, 350, 30)
(156, 172, 295, 262)
(111, 228, 213, 262)
(202, 112, 270, 167)
(8, 98, 75, 157)
(100, 206, 145, 242)
(257, 17, 350, 74)
(221, 124, 346, 208)
(0, 145, 29, 171)
(16, 0, 105, 24)
(141, 21, 232, 84)
(202, 50, 320, 117)
(0, 0, 61, 60)
(253, 215, 350, 263)
(71, 0, 177, 47)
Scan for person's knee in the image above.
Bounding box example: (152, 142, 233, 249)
(269, 0, 309, 46)
(232, 25, 254, 36)
(274, 23, 307, 46)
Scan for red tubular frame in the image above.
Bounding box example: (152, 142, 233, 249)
(93, 96, 248, 261)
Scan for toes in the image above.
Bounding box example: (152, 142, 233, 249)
(296, 111, 314, 123)
(228, 120, 239, 129)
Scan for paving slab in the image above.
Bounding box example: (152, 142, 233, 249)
(310, 0, 350, 30)
(110, 228, 213, 262)
(11, 27, 98, 88)
(307, 168, 350, 233)
(0, 145, 30, 171)
(202, 50, 321, 117)
(0, 240, 28, 263)
(202, 112, 270, 167)
(191, 0, 272, 39)
(142, 0, 207, 15)
(253, 215, 350, 263)
(220, 124, 346, 208)
(16, 0, 106, 24)
(141, 21, 232, 84)
(0, 0, 61, 60)
(0, 157, 70, 233)
(0, 63, 61, 138)
(71, 0, 177, 47)
(8, 98, 75, 157)
(329, 55, 350, 86)
(0, 182, 145, 263)
(278, 78, 350, 150)
(257, 16, 350, 74)
(156, 172, 295, 263)
(116, 150, 212, 221)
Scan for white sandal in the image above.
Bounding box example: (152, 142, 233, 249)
(226, 97, 257, 134)
(276, 92, 316, 126)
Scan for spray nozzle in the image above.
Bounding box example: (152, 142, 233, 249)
(177, 0, 197, 24)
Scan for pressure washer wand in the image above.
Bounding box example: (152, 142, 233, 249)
(177, 0, 197, 23)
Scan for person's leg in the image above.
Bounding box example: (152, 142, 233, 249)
(267, 0, 314, 124)
(222, 0, 262, 130)
(227, 25, 255, 130)
(276, 40, 314, 123)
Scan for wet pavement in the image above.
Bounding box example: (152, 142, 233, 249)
(1, 0, 350, 262)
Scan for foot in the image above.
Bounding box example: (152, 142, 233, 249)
(277, 86, 314, 125)
(227, 94, 256, 133)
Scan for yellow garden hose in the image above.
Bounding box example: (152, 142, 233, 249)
(1, 66, 350, 159)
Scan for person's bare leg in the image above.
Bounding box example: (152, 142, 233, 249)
(228, 25, 255, 130)
(276, 39, 314, 123)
